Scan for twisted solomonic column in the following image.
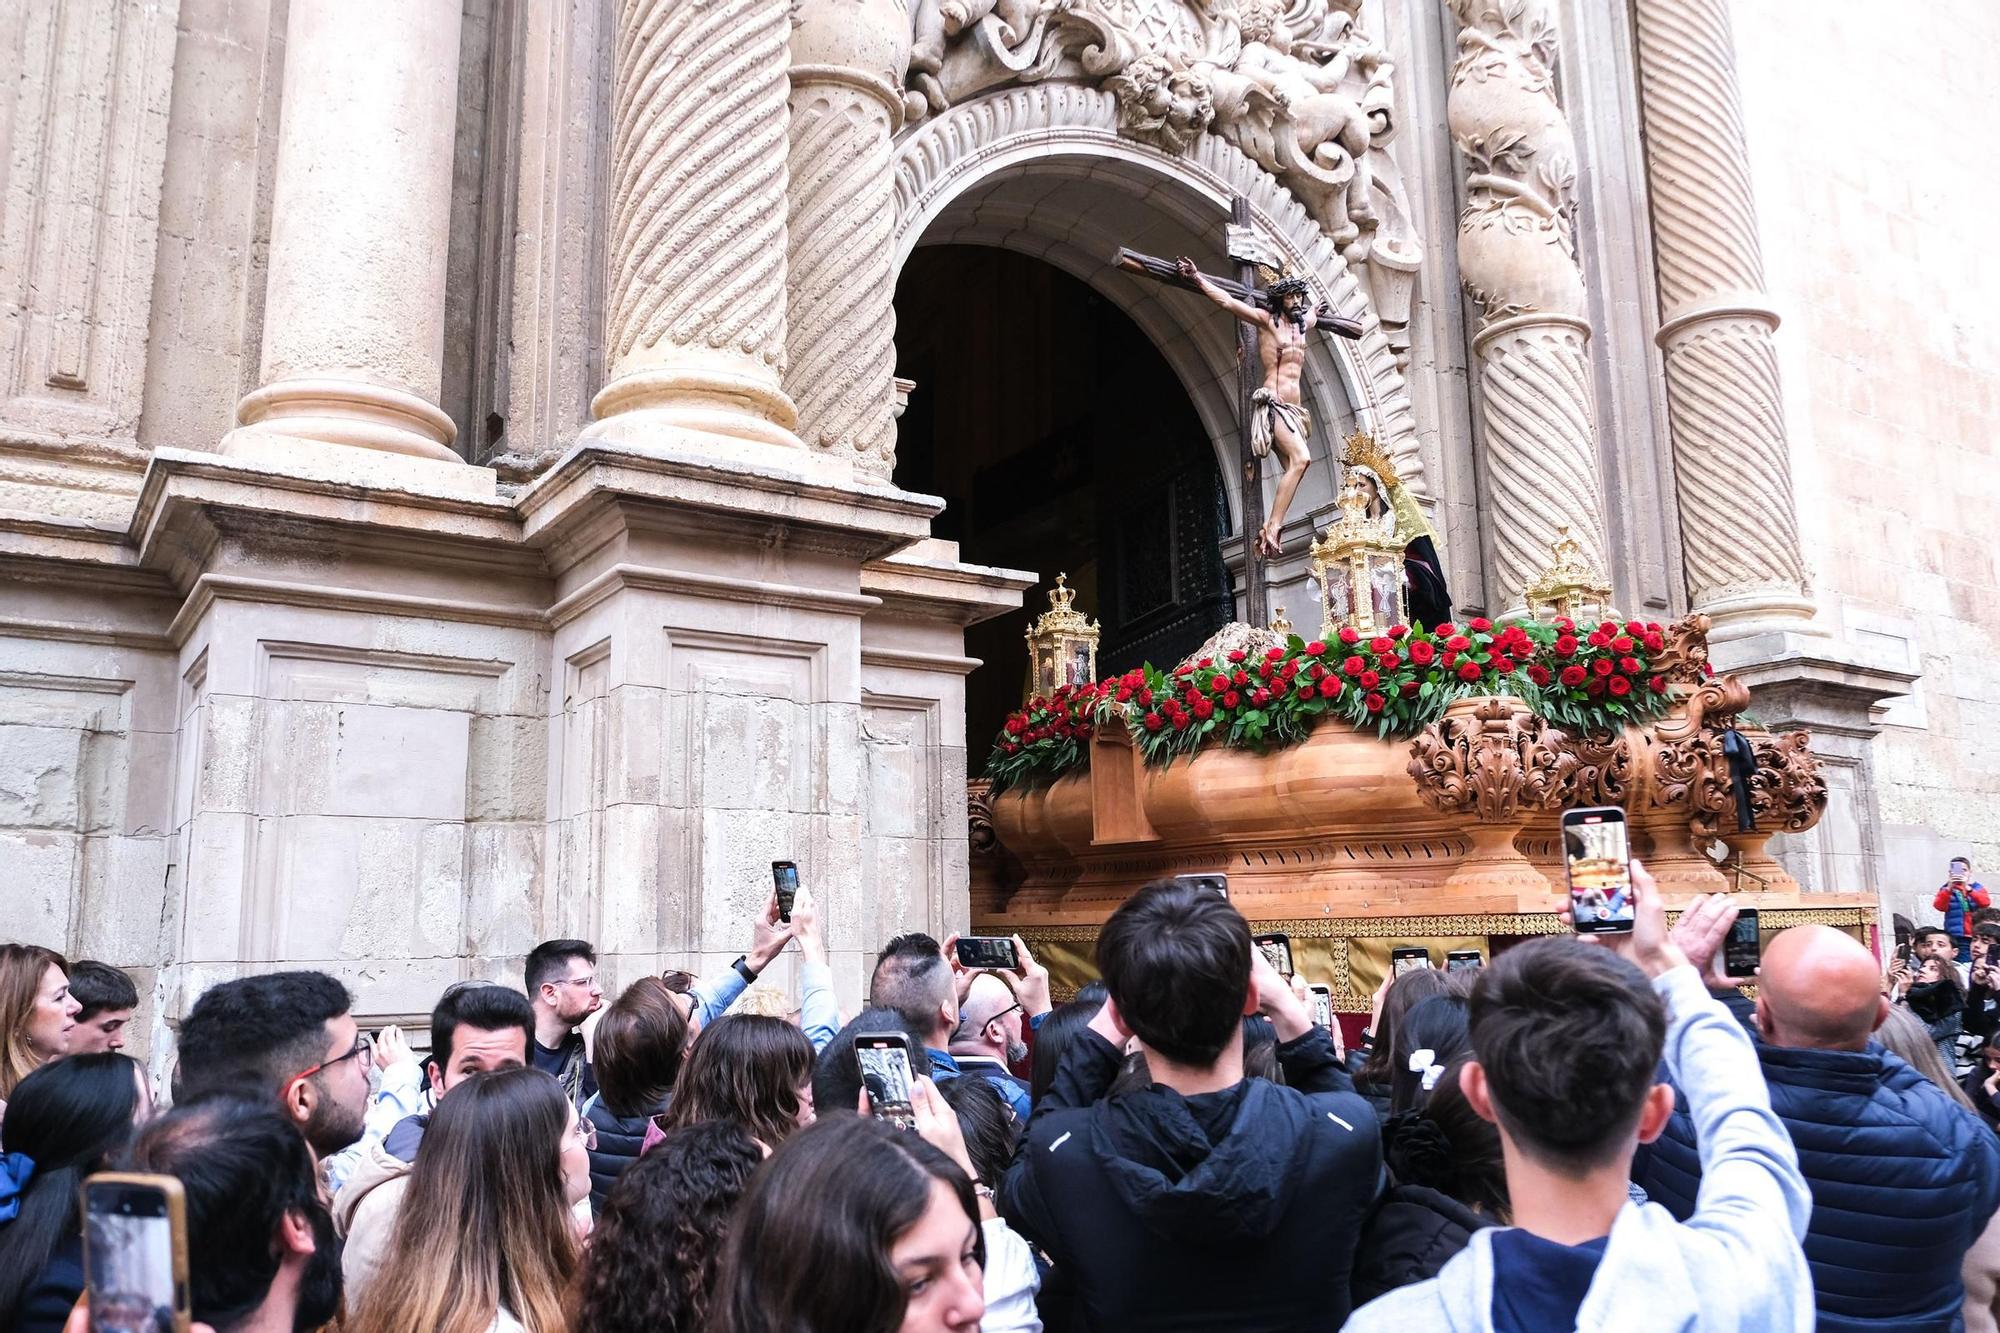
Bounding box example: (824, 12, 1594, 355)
(1444, 0, 1612, 618)
(1634, 0, 1815, 631)
(784, 0, 910, 482)
(590, 0, 802, 451)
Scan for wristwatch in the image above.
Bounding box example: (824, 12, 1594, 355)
(732, 955, 760, 984)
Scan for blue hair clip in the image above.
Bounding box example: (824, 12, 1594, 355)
(0, 1151, 34, 1223)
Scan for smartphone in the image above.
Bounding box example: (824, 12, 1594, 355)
(1253, 932, 1294, 977)
(1308, 983, 1334, 1029)
(1391, 946, 1431, 977)
(83, 1172, 191, 1333)
(854, 1031, 918, 1130)
(1174, 873, 1229, 900)
(955, 936, 1020, 972)
(771, 861, 799, 923)
(1724, 907, 1761, 978)
(1562, 805, 1635, 934)
(1446, 949, 1483, 973)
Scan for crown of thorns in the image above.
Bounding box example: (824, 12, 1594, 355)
(1266, 276, 1313, 303)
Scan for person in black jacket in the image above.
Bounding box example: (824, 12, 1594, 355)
(998, 878, 1381, 1332)
(585, 975, 691, 1209)
(1635, 918, 2000, 1331)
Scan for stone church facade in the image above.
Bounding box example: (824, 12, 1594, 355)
(1, 0, 1990, 1051)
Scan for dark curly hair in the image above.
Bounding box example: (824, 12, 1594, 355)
(1382, 1057, 1508, 1219)
(569, 1119, 762, 1333)
(175, 970, 351, 1098)
(664, 1014, 815, 1149)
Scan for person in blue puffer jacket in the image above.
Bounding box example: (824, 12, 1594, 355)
(1635, 921, 2000, 1332)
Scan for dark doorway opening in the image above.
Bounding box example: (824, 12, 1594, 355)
(894, 245, 1233, 755)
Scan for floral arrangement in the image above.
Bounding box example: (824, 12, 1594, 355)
(983, 616, 1676, 791)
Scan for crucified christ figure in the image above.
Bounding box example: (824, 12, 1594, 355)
(1176, 257, 1328, 559)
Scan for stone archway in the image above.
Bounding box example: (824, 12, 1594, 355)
(890, 83, 1426, 542)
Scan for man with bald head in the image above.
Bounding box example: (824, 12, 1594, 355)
(949, 971, 1034, 1118)
(1636, 900, 2000, 1332)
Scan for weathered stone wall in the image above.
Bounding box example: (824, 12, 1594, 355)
(1733, 0, 2000, 922)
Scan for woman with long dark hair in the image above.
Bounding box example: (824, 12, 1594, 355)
(346, 1067, 588, 1333)
(0, 1053, 148, 1331)
(661, 1014, 815, 1151)
(712, 1108, 987, 1333)
(568, 1119, 762, 1333)
(1353, 967, 1451, 1117)
(0, 945, 80, 1110)
(1387, 994, 1470, 1116)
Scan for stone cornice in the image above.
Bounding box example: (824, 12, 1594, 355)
(861, 543, 1037, 627)
(547, 562, 883, 630)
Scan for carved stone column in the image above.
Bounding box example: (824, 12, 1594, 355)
(784, 0, 909, 482)
(1444, 0, 1611, 617)
(587, 0, 803, 454)
(228, 0, 464, 462)
(1633, 0, 1814, 633)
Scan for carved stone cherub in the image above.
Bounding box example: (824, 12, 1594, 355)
(1228, 0, 1380, 240)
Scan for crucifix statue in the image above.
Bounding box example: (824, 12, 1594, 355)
(1114, 198, 1361, 623)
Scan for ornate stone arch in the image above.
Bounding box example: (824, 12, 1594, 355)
(889, 84, 1424, 526)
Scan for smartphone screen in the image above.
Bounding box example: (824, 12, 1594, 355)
(855, 1033, 917, 1130)
(954, 936, 1019, 971)
(1446, 949, 1483, 973)
(1563, 806, 1634, 934)
(771, 861, 798, 923)
(1391, 947, 1430, 977)
(1174, 873, 1228, 900)
(84, 1174, 190, 1333)
(1724, 908, 1761, 978)
(1253, 933, 1294, 977)
(1308, 984, 1334, 1029)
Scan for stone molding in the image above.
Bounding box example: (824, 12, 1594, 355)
(1633, 0, 1813, 629)
(889, 82, 1423, 491)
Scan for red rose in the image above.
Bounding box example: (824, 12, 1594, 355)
(1369, 636, 1394, 653)
(1560, 664, 1587, 687)
(1266, 646, 1286, 661)
(1251, 688, 1271, 706)
(1555, 634, 1578, 656)
(1435, 622, 1457, 637)
(1197, 657, 1214, 669)
(1442, 650, 1459, 669)
(1359, 670, 1381, 689)
(1592, 658, 1615, 677)
(1193, 698, 1214, 720)
(1125, 669, 1144, 687)
(1342, 655, 1367, 676)
(1619, 656, 1640, 674)
(1339, 626, 1361, 645)
(1457, 661, 1483, 682)
(1143, 712, 1164, 731)
(1447, 635, 1471, 652)
(1586, 631, 1610, 649)
(1401, 679, 1421, 697)
(1626, 620, 1646, 635)
(1390, 625, 1409, 640)
(1649, 675, 1666, 692)
(1228, 649, 1247, 663)
(1612, 635, 1634, 653)
(1115, 686, 1132, 703)
(1308, 663, 1327, 681)
(1006, 717, 1024, 735)
(1173, 664, 1192, 677)
(1210, 675, 1230, 693)
(1296, 683, 1315, 701)
(1608, 676, 1632, 697)
(1555, 617, 1575, 631)
(1586, 678, 1607, 697)
(1000, 741, 1017, 754)
(1305, 640, 1327, 656)
(1318, 676, 1341, 699)
(1469, 617, 1493, 632)
(1376, 651, 1401, 671)
(1223, 691, 1241, 709)
(1139, 688, 1153, 705)
(1409, 641, 1436, 666)
(1281, 662, 1299, 680)
(1230, 669, 1248, 687)
(1365, 692, 1386, 713)
(1527, 664, 1552, 686)
(1491, 656, 1514, 674)
(1644, 633, 1664, 652)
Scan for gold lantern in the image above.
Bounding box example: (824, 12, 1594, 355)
(1308, 466, 1407, 639)
(1523, 525, 1618, 624)
(1024, 573, 1100, 699)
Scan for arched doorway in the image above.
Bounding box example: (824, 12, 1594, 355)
(895, 245, 1233, 749)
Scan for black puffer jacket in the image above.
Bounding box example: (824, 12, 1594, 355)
(1348, 1183, 1492, 1306)
(584, 1094, 666, 1212)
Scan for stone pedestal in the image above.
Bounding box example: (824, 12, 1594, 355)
(226, 0, 466, 464)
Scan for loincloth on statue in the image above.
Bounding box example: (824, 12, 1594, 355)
(1250, 387, 1311, 459)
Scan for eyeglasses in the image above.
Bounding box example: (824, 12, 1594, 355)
(288, 1032, 372, 1087)
(570, 1117, 598, 1150)
(554, 974, 598, 990)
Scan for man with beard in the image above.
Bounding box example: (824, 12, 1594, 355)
(525, 938, 603, 1108)
(949, 972, 1036, 1119)
(127, 1093, 344, 1332)
(175, 971, 371, 1166)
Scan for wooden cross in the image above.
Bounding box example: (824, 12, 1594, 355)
(1113, 199, 1361, 627)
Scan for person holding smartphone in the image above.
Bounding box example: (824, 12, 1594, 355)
(1937, 857, 1991, 965)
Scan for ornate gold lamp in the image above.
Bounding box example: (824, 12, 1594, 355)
(1523, 525, 1617, 624)
(1024, 573, 1100, 698)
(1308, 456, 1407, 639)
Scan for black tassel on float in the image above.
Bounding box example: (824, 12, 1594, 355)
(1721, 728, 1758, 833)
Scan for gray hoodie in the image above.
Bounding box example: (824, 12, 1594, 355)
(1344, 966, 1814, 1333)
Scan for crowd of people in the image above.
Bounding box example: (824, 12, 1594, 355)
(2, 852, 1999, 1331)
